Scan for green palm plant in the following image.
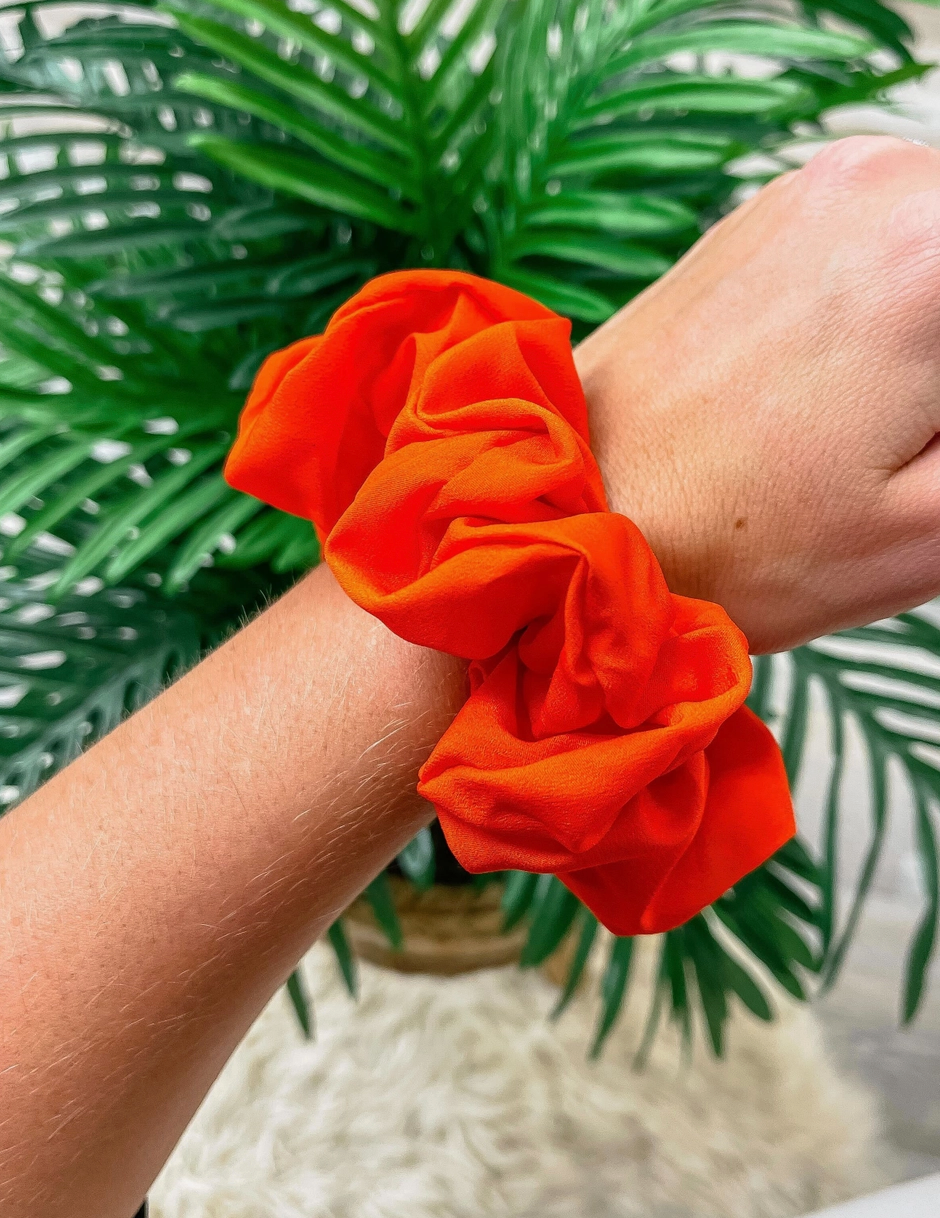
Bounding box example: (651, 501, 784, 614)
(0, 0, 935, 1057)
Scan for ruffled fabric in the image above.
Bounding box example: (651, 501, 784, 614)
(225, 269, 794, 935)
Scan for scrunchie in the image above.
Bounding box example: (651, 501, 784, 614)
(225, 269, 794, 935)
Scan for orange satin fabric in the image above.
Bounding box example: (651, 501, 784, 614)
(225, 269, 794, 935)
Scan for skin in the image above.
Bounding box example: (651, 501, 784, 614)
(578, 135, 940, 652)
(3, 134, 940, 1215)
(0, 572, 466, 1217)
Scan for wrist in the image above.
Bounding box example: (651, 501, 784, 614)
(573, 325, 733, 607)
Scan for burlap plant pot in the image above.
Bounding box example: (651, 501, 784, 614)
(343, 876, 529, 976)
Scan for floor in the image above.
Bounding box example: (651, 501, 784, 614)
(816, 898, 940, 1180)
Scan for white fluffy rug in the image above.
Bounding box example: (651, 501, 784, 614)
(151, 942, 889, 1218)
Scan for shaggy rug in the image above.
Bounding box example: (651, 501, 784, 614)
(150, 942, 890, 1218)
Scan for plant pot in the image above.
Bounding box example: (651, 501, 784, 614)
(344, 876, 528, 976)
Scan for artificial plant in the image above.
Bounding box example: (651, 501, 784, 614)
(0, 0, 935, 1057)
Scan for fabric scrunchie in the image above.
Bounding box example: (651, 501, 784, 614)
(224, 269, 794, 935)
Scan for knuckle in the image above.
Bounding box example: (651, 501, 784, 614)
(791, 138, 940, 285)
(804, 135, 931, 188)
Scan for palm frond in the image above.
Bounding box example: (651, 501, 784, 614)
(496, 833, 818, 1060)
(162, 0, 515, 258)
(767, 610, 940, 1023)
(487, 0, 884, 321)
(0, 544, 202, 801)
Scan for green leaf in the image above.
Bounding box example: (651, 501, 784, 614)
(763, 864, 819, 928)
(501, 869, 538, 930)
(0, 280, 120, 388)
(397, 825, 435, 890)
(0, 423, 59, 478)
(782, 618, 940, 1009)
(814, 62, 930, 109)
(821, 738, 887, 988)
(0, 437, 96, 520)
(191, 136, 420, 234)
(2, 189, 201, 232)
(781, 662, 811, 785)
(610, 23, 874, 75)
(430, 55, 496, 151)
(51, 441, 230, 596)
(590, 936, 635, 1058)
(327, 918, 358, 997)
(213, 204, 318, 241)
(420, 0, 507, 117)
(579, 76, 810, 126)
(747, 652, 773, 720)
(266, 253, 375, 298)
(165, 492, 264, 592)
(633, 951, 667, 1070)
(269, 516, 319, 571)
(163, 299, 286, 333)
(408, 0, 459, 55)
(903, 788, 939, 1023)
(286, 967, 313, 1038)
(170, 0, 395, 90)
(497, 265, 615, 322)
(626, 0, 727, 37)
(722, 954, 774, 1022)
(520, 874, 581, 967)
(18, 222, 218, 261)
(819, 700, 845, 953)
(715, 902, 810, 998)
(804, 0, 912, 57)
(664, 931, 692, 1049)
(5, 430, 207, 563)
(176, 72, 417, 198)
(168, 11, 408, 153)
(509, 230, 672, 279)
(364, 870, 403, 950)
(215, 508, 319, 571)
(104, 473, 232, 583)
(684, 918, 729, 1057)
(753, 897, 818, 971)
(0, 560, 202, 802)
(550, 131, 735, 178)
(774, 834, 820, 885)
(524, 192, 696, 237)
(551, 908, 599, 1019)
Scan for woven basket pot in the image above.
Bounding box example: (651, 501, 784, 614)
(344, 876, 530, 976)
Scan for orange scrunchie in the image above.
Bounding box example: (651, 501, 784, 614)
(225, 269, 794, 935)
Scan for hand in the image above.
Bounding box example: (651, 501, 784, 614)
(575, 135, 940, 654)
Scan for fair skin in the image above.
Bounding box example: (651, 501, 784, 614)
(581, 135, 940, 651)
(0, 572, 466, 1218)
(3, 135, 940, 1216)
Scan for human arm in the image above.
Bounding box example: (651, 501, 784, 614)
(577, 135, 940, 653)
(0, 566, 465, 1218)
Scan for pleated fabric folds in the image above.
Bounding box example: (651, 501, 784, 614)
(225, 269, 794, 935)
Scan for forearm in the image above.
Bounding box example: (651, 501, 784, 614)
(0, 564, 464, 1218)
